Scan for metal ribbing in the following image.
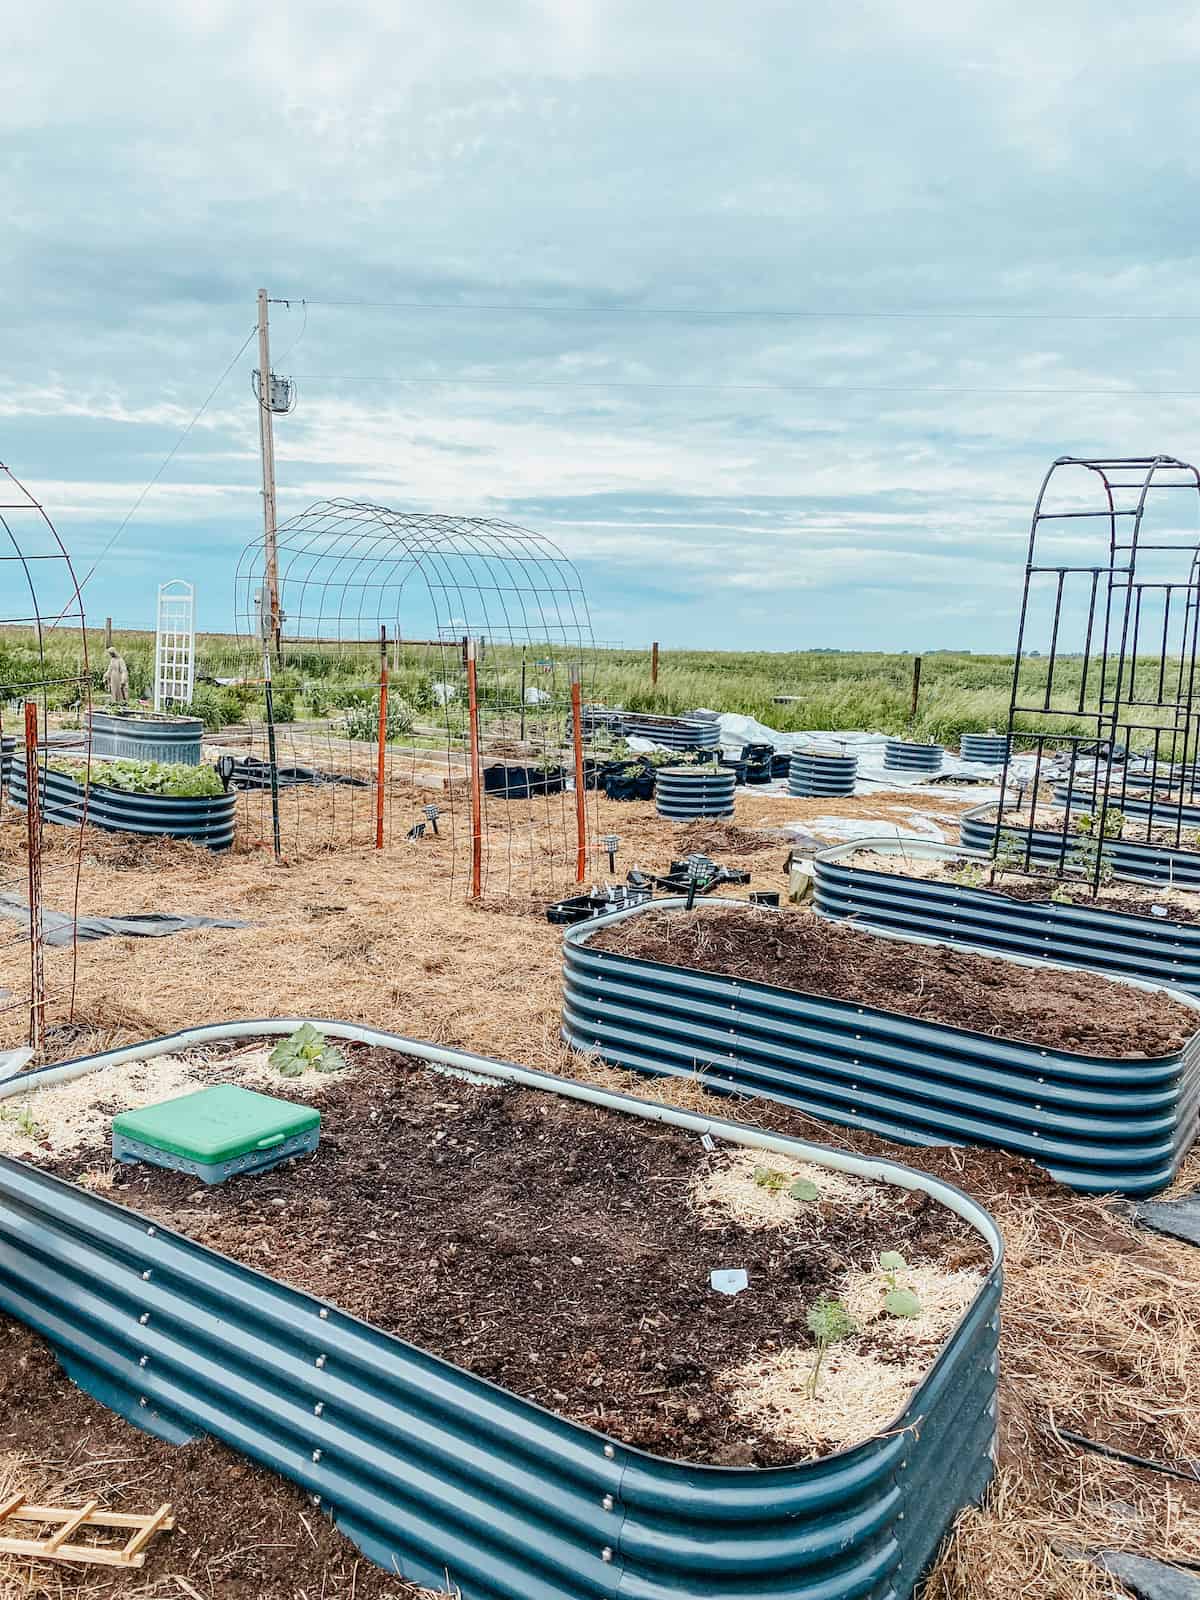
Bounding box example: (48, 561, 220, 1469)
(654, 767, 737, 819)
(788, 749, 858, 797)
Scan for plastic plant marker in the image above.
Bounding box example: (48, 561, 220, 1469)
(710, 1269, 749, 1296)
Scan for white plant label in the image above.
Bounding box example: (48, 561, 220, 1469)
(710, 1268, 748, 1296)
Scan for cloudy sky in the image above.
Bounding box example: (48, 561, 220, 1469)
(5, 0, 1200, 651)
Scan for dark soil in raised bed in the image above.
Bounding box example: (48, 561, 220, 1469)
(39, 1044, 987, 1469)
(587, 906, 1197, 1057)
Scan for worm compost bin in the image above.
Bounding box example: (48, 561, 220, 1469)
(7, 756, 235, 850)
(962, 802, 1200, 888)
(563, 900, 1200, 1196)
(87, 709, 204, 765)
(0, 1020, 1002, 1600)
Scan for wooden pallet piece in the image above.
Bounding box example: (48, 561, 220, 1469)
(0, 1494, 175, 1569)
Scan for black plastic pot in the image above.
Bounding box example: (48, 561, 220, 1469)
(482, 764, 566, 799)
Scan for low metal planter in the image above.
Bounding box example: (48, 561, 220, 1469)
(962, 803, 1200, 887)
(7, 759, 235, 850)
(884, 739, 943, 773)
(960, 734, 1010, 764)
(0, 734, 12, 791)
(814, 838, 1200, 998)
(87, 711, 204, 765)
(0, 1019, 1002, 1600)
(623, 714, 721, 751)
(789, 748, 858, 797)
(654, 765, 736, 819)
(562, 900, 1200, 1195)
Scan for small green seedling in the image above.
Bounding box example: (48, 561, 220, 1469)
(805, 1297, 855, 1397)
(0, 1102, 45, 1140)
(788, 1177, 821, 1203)
(269, 1023, 346, 1078)
(949, 861, 986, 889)
(879, 1251, 922, 1319)
(753, 1165, 789, 1192)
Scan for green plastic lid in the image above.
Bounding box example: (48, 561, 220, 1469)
(112, 1084, 319, 1164)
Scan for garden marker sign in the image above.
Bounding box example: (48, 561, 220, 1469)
(154, 581, 195, 711)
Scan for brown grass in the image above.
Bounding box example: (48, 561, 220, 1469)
(0, 782, 1195, 1599)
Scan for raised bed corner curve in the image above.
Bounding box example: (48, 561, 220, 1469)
(0, 1019, 1002, 1600)
(561, 900, 1200, 1196)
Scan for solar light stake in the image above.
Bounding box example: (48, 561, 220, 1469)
(602, 833, 619, 873)
(423, 804, 441, 836)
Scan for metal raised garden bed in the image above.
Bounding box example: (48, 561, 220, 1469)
(623, 713, 721, 751)
(87, 710, 204, 766)
(961, 802, 1200, 888)
(7, 758, 235, 850)
(1052, 781, 1200, 829)
(813, 837, 1200, 998)
(883, 739, 943, 773)
(654, 765, 736, 819)
(562, 899, 1200, 1196)
(789, 749, 858, 798)
(0, 1019, 1002, 1600)
(959, 734, 1010, 764)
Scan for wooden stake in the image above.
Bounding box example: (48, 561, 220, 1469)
(23, 701, 44, 1053)
(570, 666, 587, 884)
(651, 641, 659, 686)
(466, 640, 483, 898)
(104, 617, 112, 649)
(376, 625, 388, 850)
(910, 655, 923, 726)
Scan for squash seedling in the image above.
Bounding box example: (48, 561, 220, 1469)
(753, 1165, 821, 1203)
(879, 1251, 922, 1318)
(805, 1297, 855, 1397)
(269, 1023, 346, 1078)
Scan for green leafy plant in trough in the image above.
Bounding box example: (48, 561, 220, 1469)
(0, 1102, 45, 1140)
(48, 757, 224, 797)
(1074, 808, 1125, 840)
(342, 700, 416, 743)
(269, 1023, 346, 1078)
(879, 1251, 922, 1319)
(948, 859, 986, 889)
(805, 1297, 855, 1397)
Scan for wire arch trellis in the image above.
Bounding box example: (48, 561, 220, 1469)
(0, 462, 91, 1051)
(995, 453, 1200, 892)
(232, 500, 601, 897)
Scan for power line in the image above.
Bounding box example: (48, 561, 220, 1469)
(294, 373, 1200, 397)
(72, 326, 257, 603)
(273, 296, 1200, 323)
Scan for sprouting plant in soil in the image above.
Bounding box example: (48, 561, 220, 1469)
(879, 1251, 922, 1318)
(754, 1165, 821, 1202)
(0, 1102, 45, 1140)
(805, 1297, 855, 1397)
(949, 860, 986, 889)
(1074, 809, 1124, 841)
(269, 1024, 346, 1078)
(1050, 884, 1075, 904)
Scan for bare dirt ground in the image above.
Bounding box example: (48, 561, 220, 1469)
(1, 782, 1197, 1599)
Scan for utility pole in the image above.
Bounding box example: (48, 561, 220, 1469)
(256, 288, 281, 659)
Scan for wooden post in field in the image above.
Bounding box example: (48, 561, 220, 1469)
(910, 655, 922, 727)
(651, 641, 659, 686)
(23, 702, 44, 1053)
(466, 639, 483, 898)
(376, 625, 388, 850)
(104, 617, 112, 649)
(570, 665, 587, 884)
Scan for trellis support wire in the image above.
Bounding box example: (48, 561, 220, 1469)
(261, 648, 282, 863)
(570, 664, 587, 884)
(466, 638, 483, 898)
(376, 625, 388, 851)
(23, 702, 44, 1054)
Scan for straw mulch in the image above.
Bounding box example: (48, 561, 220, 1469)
(0, 782, 1193, 1599)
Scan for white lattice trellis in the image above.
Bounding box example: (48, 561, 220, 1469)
(154, 580, 195, 711)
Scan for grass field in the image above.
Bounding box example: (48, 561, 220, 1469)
(0, 626, 1181, 748)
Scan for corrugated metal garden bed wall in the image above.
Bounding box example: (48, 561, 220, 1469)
(813, 838, 1200, 997)
(7, 758, 235, 850)
(0, 1020, 1002, 1600)
(562, 900, 1200, 1196)
(961, 803, 1200, 887)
